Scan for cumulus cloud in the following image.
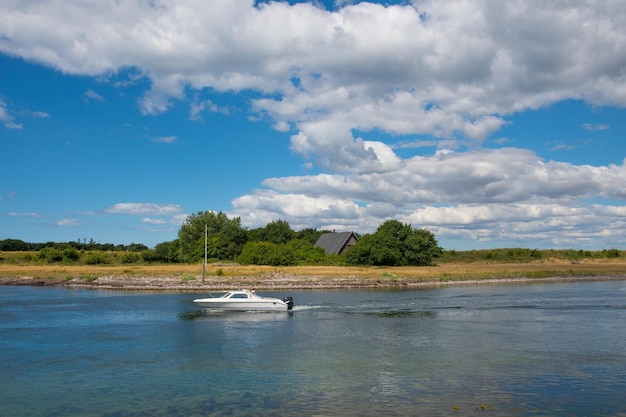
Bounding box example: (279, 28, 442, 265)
(2, 1, 625, 158)
(2, 0, 625, 247)
(261, 148, 626, 204)
(105, 203, 183, 216)
(230, 148, 626, 247)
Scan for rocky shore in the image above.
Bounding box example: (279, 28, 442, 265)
(3, 272, 625, 291)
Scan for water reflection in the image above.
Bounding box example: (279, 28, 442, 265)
(2, 282, 626, 416)
(181, 309, 293, 322)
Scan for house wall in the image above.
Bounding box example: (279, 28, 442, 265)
(339, 234, 359, 255)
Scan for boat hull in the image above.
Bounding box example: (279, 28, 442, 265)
(193, 290, 293, 312)
(193, 299, 290, 311)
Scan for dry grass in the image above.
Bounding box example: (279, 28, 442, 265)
(2, 258, 625, 290)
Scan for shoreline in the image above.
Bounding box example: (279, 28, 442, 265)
(3, 273, 626, 292)
(3, 259, 625, 291)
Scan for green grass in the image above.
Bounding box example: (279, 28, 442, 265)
(440, 248, 624, 263)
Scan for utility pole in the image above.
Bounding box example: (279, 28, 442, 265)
(202, 224, 207, 283)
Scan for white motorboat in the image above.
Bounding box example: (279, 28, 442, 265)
(193, 289, 294, 311)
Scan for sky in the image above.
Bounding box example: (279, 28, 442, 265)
(1, 0, 626, 250)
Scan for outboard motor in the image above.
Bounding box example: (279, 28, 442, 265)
(283, 296, 294, 310)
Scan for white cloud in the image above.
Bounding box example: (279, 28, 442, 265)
(7, 211, 41, 218)
(0, 98, 22, 129)
(1, 98, 48, 128)
(141, 217, 166, 225)
(189, 99, 229, 121)
(57, 218, 80, 227)
(83, 89, 104, 103)
(260, 148, 626, 205)
(20, 110, 50, 119)
(170, 213, 189, 226)
(105, 203, 183, 216)
(138, 91, 172, 116)
(2, 0, 626, 248)
(582, 123, 610, 131)
(152, 136, 178, 144)
(550, 142, 578, 151)
(230, 148, 626, 248)
(0, 99, 10, 120)
(2, 1, 624, 136)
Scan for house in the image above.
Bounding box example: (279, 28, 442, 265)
(314, 231, 359, 255)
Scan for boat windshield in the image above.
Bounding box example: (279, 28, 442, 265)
(230, 293, 249, 299)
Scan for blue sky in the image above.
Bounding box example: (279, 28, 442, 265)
(1, 0, 625, 250)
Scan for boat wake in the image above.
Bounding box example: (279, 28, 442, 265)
(290, 305, 324, 312)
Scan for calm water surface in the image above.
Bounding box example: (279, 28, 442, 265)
(1, 280, 626, 416)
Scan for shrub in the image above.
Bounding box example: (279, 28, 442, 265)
(63, 248, 80, 262)
(181, 273, 195, 282)
(238, 241, 279, 265)
(39, 247, 63, 263)
(84, 252, 110, 265)
(602, 248, 621, 258)
(121, 252, 141, 264)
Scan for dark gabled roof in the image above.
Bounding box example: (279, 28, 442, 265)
(314, 232, 358, 255)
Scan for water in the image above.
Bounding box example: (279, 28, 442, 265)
(1, 281, 626, 416)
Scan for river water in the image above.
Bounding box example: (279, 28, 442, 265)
(1, 280, 626, 416)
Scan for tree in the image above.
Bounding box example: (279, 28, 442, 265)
(264, 219, 295, 244)
(177, 211, 247, 262)
(248, 219, 295, 244)
(142, 240, 180, 263)
(128, 243, 149, 252)
(346, 220, 442, 266)
(297, 228, 326, 245)
(285, 239, 326, 264)
(0, 239, 30, 251)
(238, 241, 270, 265)
(402, 229, 444, 266)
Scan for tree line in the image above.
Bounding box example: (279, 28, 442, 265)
(0, 238, 149, 253)
(175, 211, 442, 266)
(0, 211, 443, 266)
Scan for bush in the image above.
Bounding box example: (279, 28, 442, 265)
(602, 248, 621, 258)
(121, 252, 141, 264)
(39, 247, 63, 263)
(284, 239, 326, 264)
(141, 250, 165, 263)
(238, 241, 280, 265)
(236, 239, 326, 266)
(84, 252, 110, 265)
(63, 248, 80, 262)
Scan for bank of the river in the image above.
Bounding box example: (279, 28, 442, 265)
(1, 259, 625, 290)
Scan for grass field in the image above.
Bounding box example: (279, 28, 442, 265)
(2, 250, 625, 289)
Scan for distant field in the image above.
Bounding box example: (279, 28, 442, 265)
(1, 251, 625, 289)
